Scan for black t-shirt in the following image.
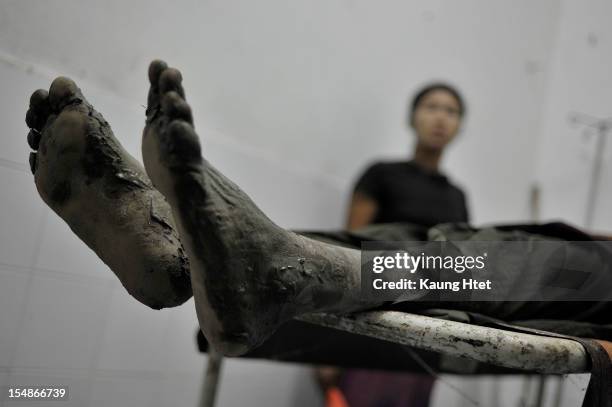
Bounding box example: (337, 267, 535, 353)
(354, 160, 469, 227)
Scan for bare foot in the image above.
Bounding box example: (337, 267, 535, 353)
(26, 76, 191, 309)
(142, 60, 375, 355)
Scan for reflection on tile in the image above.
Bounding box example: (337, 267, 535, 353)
(218, 359, 306, 407)
(12, 274, 111, 370)
(159, 373, 202, 407)
(0, 168, 46, 268)
(89, 376, 161, 407)
(96, 286, 170, 373)
(35, 211, 114, 281)
(0, 370, 8, 390)
(0, 268, 30, 366)
(162, 299, 204, 374)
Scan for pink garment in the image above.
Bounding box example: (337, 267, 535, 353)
(339, 370, 435, 407)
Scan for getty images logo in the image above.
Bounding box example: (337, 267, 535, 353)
(371, 251, 488, 274)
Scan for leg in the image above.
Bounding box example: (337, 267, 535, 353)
(142, 61, 386, 355)
(25, 77, 191, 309)
(141, 61, 612, 356)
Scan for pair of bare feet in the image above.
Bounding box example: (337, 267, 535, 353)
(25, 60, 369, 356)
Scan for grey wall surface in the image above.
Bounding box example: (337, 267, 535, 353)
(1, 0, 609, 406)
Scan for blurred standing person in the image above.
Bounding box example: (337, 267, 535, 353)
(316, 83, 469, 407)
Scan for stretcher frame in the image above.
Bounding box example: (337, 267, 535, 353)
(199, 311, 589, 407)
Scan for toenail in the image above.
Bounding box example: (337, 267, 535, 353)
(29, 152, 37, 174)
(49, 77, 79, 110)
(27, 129, 42, 150)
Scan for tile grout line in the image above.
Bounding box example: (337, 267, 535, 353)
(84, 280, 116, 407)
(0, 365, 193, 379)
(0, 158, 28, 173)
(2, 209, 48, 407)
(154, 303, 179, 407)
(0, 260, 113, 285)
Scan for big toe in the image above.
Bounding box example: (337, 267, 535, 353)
(48, 77, 87, 112)
(147, 59, 168, 109)
(148, 59, 168, 86)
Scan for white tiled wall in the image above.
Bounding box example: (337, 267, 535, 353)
(1, 0, 607, 406)
(0, 169, 46, 267)
(12, 275, 111, 370)
(34, 212, 116, 281)
(0, 267, 31, 368)
(535, 0, 612, 230)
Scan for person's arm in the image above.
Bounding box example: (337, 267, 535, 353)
(345, 163, 383, 230)
(346, 191, 378, 230)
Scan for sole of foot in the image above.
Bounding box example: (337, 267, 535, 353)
(26, 76, 192, 309)
(142, 60, 363, 355)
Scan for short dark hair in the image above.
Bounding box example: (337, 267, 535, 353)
(409, 83, 465, 126)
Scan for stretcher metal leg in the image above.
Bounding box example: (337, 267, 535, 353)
(199, 347, 224, 407)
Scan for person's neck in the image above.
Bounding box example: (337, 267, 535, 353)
(412, 144, 443, 173)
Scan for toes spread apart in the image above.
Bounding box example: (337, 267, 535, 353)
(26, 88, 50, 174)
(26, 77, 85, 173)
(148, 59, 168, 85)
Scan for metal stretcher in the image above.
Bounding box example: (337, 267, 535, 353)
(198, 310, 589, 407)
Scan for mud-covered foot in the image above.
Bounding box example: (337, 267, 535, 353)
(142, 61, 368, 355)
(26, 77, 192, 309)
